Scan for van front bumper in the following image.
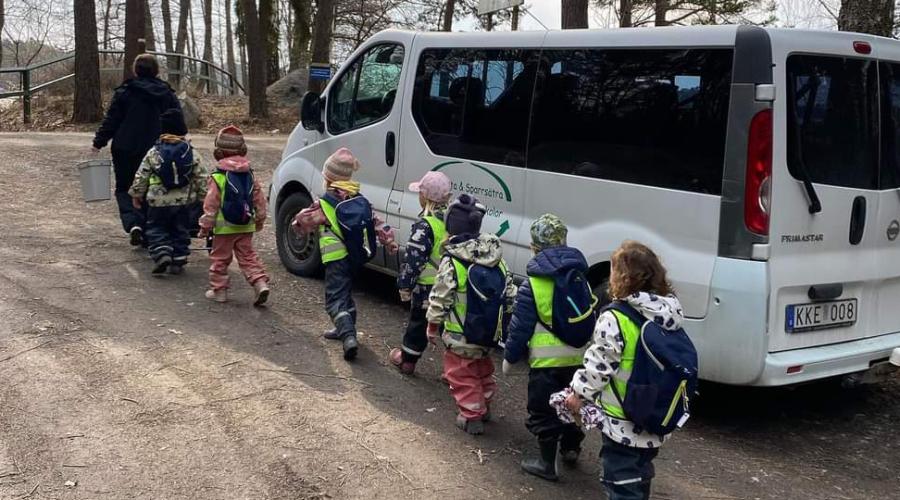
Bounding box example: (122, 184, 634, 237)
(756, 331, 900, 386)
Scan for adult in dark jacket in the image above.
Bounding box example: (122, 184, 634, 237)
(92, 54, 182, 245)
(504, 214, 594, 481)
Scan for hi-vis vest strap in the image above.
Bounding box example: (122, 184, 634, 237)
(211, 172, 255, 235)
(526, 276, 588, 369)
(597, 309, 639, 420)
(442, 257, 507, 350)
(416, 216, 447, 286)
(319, 198, 348, 263)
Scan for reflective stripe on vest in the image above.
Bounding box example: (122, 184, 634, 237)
(526, 276, 587, 368)
(416, 216, 447, 286)
(597, 309, 639, 419)
(212, 172, 256, 235)
(319, 198, 348, 263)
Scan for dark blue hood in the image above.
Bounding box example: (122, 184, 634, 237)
(526, 246, 588, 278)
(124, 77, 177, 100)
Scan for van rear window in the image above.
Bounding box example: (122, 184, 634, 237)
(786, 55, 879, 190)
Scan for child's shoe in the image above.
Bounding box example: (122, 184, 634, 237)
(205, 289, 228, 303)
(168, 264, 184, 275)
(342, 334, 359, 361)
(482, 408, 492, 422)
(152, 255, 172, 274)
(455, 414, 484, 435)
(389, 348, 416, 375)
(323, 327, 341, 340)
(253, 280, 270, 306)
(129, 226, 144, 246)
(520, 439, 559, 481)
(560, 448, 581, 465)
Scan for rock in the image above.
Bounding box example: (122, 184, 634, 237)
(64, 480, 77, 487)
(267, 68, 310, 105)
(178, 93, 202, 129)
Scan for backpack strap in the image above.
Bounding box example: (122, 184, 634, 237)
(603, 301, 647, 329)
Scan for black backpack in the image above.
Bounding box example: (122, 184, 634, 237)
(219, 170, 255, 225)
(536, 268, 598, 348)
(324, 193, 377, 270)
(453, 259, 508, 347)
(154, 140, 194, 189)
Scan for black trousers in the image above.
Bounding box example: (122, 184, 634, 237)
(145, 205, 192, 264)
(324, 258, 357, 338)
(601, 435, 659, 500)
(526, 366, 585, 449)
(401, 288, 431, 363)
(111, 146, 148, 233)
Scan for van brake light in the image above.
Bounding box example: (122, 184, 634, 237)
(745, 109, 772, 236)
(853, 41, 872, 55)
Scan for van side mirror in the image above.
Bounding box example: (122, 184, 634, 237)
(300, 91, 324, 133)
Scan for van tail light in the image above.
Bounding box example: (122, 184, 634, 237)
(745, 109, 773, 236)
(853, 41, 872, 55)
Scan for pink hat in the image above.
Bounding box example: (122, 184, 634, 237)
(408, 171, 451, 203)
(323, 147, 360, 183)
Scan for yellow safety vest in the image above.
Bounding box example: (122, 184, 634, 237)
(526, 276, 590, 369)
(443, 257, 508, 350)
(416, 216, 447, 286)
(597, 309, 639, 420)
(319, 197, 349, 264)
(211, 172, 256, 235)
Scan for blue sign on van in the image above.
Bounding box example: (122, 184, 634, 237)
(309, 64, 332, 81)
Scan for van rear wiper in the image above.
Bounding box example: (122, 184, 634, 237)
(792, 75, 824, 214)
(792, 155, 823, 214)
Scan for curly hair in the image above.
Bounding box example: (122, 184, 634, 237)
(608, 240, 674, 299)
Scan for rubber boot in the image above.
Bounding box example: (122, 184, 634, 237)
(342, 335, 358, 361)
(520, 439, 559, 482)
(323, 327, 341, 340)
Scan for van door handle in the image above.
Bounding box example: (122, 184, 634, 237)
(849, 196, 866, 245)
(385, 131, 396, 167)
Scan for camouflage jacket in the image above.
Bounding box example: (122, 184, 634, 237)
(129, 138, 208, 207)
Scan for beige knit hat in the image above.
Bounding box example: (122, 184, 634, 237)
(323, 147, 360, 182)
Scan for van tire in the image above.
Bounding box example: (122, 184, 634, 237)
(276, 191, 322, 277)
(594, 277, 611, 308)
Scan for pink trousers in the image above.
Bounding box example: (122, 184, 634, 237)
(209, 233, 268, 291)
(443, 350, 496, 421)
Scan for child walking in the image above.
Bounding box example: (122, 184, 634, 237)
(197, 125, 270, 305)
(293, 148, 397, 361)
(129, 108, 207, 275)
(426, 194, 516, 435)
(565, 241, 686, 500)
(389, 171, 452, 375)
(503, 214, 597, 481)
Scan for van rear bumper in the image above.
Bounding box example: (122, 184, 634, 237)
(756, 332, 900, 386)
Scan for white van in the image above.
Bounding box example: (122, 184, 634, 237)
(268, 25, 900, 386)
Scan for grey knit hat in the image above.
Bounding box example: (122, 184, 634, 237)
(323, 147, 360, 183)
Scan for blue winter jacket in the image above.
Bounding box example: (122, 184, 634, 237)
(504, 246, 590, 365)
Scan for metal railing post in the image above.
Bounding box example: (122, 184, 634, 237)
(21, 70, 31, 125)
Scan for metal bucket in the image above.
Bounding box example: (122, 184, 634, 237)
(78, 159, 112, 202)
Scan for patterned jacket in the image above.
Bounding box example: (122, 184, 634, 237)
(129, 137, 207, 208)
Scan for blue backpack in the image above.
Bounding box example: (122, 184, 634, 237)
(324, 193, 377, 269)
(605, 301, 698, 436)
(219, 170, 255, 225)
(537, 268, 598, 348)
(453, 259, 509, 347)
(154, 140, 194, 189)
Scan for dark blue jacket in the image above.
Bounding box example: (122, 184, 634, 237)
(504, 246, 589, 364)
(93, 77, 181, 153)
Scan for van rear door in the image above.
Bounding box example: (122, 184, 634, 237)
(766, 35, 898, 352)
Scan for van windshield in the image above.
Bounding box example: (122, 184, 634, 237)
(786, 55, 879, 190)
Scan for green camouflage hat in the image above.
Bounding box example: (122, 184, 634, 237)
(530, 213, 567, 249)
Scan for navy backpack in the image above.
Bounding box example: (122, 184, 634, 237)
(154, 140, 194, 189)
(605, 301, 698, 436)
(325, 193, 377, 269)
(219, 170, 255, 225)
(538, 268, 598, 348)
(454, 260, 508, 347)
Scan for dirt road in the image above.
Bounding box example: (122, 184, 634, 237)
(1, 132, 897, 500)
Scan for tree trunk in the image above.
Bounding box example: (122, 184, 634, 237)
(124, 0, 147, 81)
(144, 0, 157, 50)
(225, 0, 237, 82)
(654, 0, 668, 25)
(161, 0, 174, 51)
(259, 0, 280, 85)
(838, 0, 895, 37)
(308, 0, 334, 94)
(103, 0, 112, 49)
(0, 0, 5, 67)
(561, 0, 588, 29)
(442, 0, 456, 31)
(240, 0, 269, 117)
(174, 0, 191, 89)
(198, 0, 213, 93)
(289, 0, 311, 71)
(74, 0, 103, 122)
(620, 0, 633, 27)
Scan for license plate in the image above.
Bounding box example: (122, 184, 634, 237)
(785, 299, 858, 333)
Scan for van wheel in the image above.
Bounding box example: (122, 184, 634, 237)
(594, 277, 611, 308)
(276, 191, 322, 277)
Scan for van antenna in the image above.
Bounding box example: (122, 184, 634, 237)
(521, 7, 550, 30)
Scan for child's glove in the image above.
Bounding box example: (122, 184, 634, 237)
(131, 197, 142, 209)
(386, 241, 399, 255)
(426, 323, 440, 345)
(398, 289, 412, 302)
(197, 227, 209, 239)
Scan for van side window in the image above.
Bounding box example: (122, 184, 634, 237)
(411, 48, 539, 167)
(880, 62, 900, 190)
(327, 44, 404, 135)
(527, 49, 733, 195)
(787, 55, 878, 190)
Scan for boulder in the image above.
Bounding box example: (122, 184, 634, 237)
(178, 92, 202, 129)
(267, 68, 310, 105)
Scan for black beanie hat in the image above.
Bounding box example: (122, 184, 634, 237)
(160, 108, 188, 136)
(445, 194, 486, 236)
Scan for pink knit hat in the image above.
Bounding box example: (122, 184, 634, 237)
(408, 171, 451, 203)
(323, 147, 360, 182)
